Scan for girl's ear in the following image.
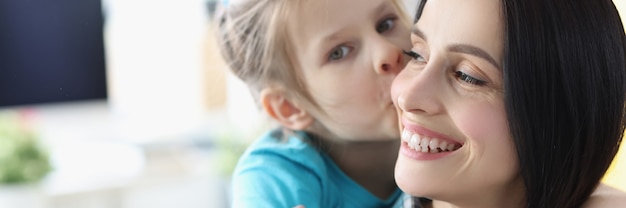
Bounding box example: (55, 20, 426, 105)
(260, 88, 314, 130)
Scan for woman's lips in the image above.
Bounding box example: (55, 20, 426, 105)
(401, 128, 462, 153)
(400, 119, 464, 155)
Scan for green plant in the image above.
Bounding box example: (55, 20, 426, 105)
(214, 130, 249, 177)
(0, 112, 51, 184)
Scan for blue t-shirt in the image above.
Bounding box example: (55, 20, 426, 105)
(231, 129, 404, 208)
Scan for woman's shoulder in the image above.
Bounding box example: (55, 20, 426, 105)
(583, 183, 626, 208)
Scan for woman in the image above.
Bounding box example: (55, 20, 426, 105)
(393, 0, 626, 207)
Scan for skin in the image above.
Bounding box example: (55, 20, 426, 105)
(293, 0, 626, 205)
(284, 0, 411, 199)
(289, 0, 409, 142)
(391, 0, 524, 207)
(391, 0, 626, 207)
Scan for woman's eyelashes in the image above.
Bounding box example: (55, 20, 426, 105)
(403, 48, 490, 87)
(403, 49, 487, 86)
(403, 50, 426, 63)
(328, 45, 352, 61)
(455, 71, 487, 86)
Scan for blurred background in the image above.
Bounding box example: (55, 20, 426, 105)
(0, 0, 624, 208)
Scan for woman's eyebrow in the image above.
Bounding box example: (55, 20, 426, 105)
(411, 25, 427, 41)
(412, 25, 500, 70)
(448, 44, 501, 69)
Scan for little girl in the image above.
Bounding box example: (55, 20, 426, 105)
(215, 0, 411, 207)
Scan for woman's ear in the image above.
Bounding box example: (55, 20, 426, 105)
(260, 88, 314, 130)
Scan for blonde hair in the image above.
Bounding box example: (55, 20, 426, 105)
(215, 0, 409, 113)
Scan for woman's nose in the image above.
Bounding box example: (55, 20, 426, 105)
(392, 61, 444, 115)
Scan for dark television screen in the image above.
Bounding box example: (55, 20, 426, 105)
(0, 0, 107, 107)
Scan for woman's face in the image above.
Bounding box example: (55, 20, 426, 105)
(392, 0, 523, 204)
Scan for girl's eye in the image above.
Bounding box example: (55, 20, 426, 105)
(403, 50, 427, 63)
(455, 71, 487, 86)
(376, 17, 396, 33)
(328, 45, 351, 61)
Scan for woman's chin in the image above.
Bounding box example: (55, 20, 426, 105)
(395, 156, 436, 197)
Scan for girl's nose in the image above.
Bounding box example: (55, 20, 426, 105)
(373, 38, 404, 75)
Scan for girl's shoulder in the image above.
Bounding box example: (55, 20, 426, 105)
(583, 184, 626, 208)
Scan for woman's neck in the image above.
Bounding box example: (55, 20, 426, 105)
(324, 139, 401, 199)
(425, 177, 526, 208)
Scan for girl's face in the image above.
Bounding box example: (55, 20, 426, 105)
(392, 0, 523, 205)
(288, 0, 410, 141)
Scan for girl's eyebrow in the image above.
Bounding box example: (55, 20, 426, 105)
(371, 0, 393, 17)
(412, 25, 500, 70)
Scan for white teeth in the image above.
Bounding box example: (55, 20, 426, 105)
(439, 141, 449, 151)
(429, 138, 439, 150)
(420, 138, 429, 151)
(402, 128, 462, 153)
(447, 144, 456, 151)
(402, 129, 410, 141)
(410, 134, 420, 149)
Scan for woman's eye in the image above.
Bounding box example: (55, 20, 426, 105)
(403, 50, 426, 63)
(376, 17, 396, 33)
(328, 45, 351, 61)
(455, 71, 487, 86)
